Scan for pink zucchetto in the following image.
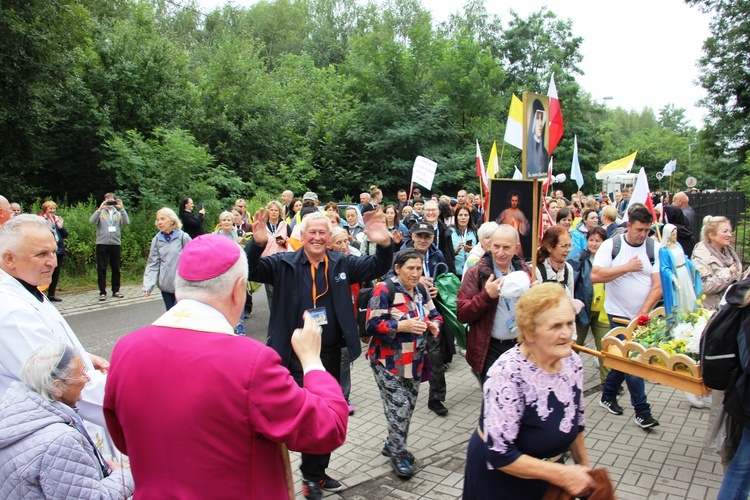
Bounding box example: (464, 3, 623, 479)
(177, 234, 242, 281)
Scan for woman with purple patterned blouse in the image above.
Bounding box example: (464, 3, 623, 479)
(463, 283, 596, 499)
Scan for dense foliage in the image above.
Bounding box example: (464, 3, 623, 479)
(0, 0, 730, 210)
(688, 0, 750, 187)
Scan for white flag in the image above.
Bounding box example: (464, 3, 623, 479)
(512, 166, 523, 179)
(570, 135, 584, 189)
(662, 159, 677, 176)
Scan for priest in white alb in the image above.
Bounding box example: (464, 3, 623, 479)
(0, 215, 110, 428)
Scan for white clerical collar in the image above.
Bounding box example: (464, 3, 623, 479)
(151, 299, 235, 335)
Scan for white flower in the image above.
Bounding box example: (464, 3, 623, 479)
(685, 335, 701, 354)
(672, 322, 693, 341)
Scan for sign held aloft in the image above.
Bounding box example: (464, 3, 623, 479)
(411, 155, 438, 190)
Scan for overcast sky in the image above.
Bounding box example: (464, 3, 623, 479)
(195, 0, 712, 126)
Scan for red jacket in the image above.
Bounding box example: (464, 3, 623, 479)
(456, 252, 531, 375)
(104, 325, 348, 499)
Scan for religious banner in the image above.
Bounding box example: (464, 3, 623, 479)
(522, 92, 551, 180)
(488, 179, 541, 268)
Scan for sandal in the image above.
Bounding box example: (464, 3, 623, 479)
(113, 292, 124, 298)
(99, 294, 106, 302)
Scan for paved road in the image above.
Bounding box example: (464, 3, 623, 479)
(61, 286, 271, 357)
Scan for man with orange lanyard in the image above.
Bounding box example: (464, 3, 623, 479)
(246, 210, 393, 500)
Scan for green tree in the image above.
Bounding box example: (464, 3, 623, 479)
(0, 0, 103, 201)
(687, 0, 750, 186)
(658, 104, 694, 136)
(497, 8, 584, 94)
(86, 2, 198, 135)
(305, 0, 360, 67)
(102, 128, 248, 212)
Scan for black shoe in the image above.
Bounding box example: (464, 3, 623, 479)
(301, 479, 322, 500)
(318, 475, 343, 492)
(391, 452, 415, 479)
(382, 441, 415, 464)
(635, 413, 660, 429)
(47, 296, 62, 302)
(428, 401, 448, 416)
(599, 399, 624, 415)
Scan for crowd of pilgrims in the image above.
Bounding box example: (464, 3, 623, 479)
(0, 183, 747, 499)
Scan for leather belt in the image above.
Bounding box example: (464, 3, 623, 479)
(491, 338, 517, 345)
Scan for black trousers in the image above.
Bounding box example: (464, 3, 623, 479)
(96, 244, 121, 295)
(476, 337, 517, 385)
(428, 334, 447, 403)
(48, 254, 64, 296)
(289, 345, 342, 481)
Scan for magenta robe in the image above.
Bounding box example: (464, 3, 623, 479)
(104, 325, 348, 499)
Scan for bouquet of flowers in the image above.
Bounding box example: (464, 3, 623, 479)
(631, 301, 710, 362)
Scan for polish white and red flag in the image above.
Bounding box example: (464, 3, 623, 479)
(547, 73, 564, 155)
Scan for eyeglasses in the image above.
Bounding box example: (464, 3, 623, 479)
(556, 244, 573, 250)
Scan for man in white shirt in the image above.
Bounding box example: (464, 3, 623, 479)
(592, 203, 662, 429)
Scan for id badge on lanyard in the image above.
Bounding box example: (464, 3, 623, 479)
(306, 256, 329, 326)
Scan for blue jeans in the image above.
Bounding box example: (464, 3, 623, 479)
(719, 426, 750, 500)
(161, 291, 176, 311)
(601, 315, 651, 415)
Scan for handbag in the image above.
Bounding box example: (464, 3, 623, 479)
(542, 468, 615, 500)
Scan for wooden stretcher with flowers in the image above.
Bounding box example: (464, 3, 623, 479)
(573, 306, 711, 396)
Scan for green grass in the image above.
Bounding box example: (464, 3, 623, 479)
(57, 267, 145, 294)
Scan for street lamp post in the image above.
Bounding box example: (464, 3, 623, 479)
(688, 141, 698, 169)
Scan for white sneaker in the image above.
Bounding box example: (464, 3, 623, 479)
(685, 392, 711, 409)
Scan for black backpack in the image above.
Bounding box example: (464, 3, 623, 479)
(611, 233, 655, 265)
(357, 278, 428, 339)
(700, 280, 750, 390)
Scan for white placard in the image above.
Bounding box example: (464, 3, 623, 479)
(411, 156, 438, 190)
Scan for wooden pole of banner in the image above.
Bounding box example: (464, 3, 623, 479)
(478, 178, 486, 222)
(531, 179, 539, 274)
(498, 142, 506, 177)
(573, 343, 605, 359)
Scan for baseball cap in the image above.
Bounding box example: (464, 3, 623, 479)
(410, 223, 434, 236)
